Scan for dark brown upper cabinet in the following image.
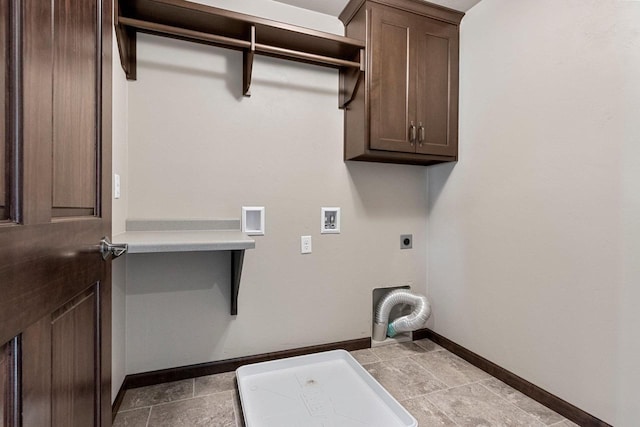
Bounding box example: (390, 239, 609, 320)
(340, 0, 463, 165)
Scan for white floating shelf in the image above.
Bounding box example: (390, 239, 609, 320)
(113, 219, 255, 315)
(113, 230, 255, 253)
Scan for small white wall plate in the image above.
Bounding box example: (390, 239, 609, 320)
(242, 207, 265, 236)
(321, 207, 340, 234)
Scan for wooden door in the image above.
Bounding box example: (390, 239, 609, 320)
(414, 17, 459, 157)
(0, 0, 112, 426)
(1, 0, 7, 221)
(369, 4, 416, 153)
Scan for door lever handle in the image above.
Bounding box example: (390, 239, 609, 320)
(100, 237, 128, 260)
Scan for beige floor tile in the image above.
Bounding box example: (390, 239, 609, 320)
(411, 350, 491, 387)
(365, 357, 447, 401)
(195, 371, 237, 396)
(147, 391, 235, 427)
(413, 338, 443, 352)
(428, 382, 545, 426)
(120, 379, 194, 411)
(113, 407, 150, 427)
(350, 348, 382, 365)
(401, 395, 457, 426)
(370, 342, 429, 360)
(481, 378, 564, 425)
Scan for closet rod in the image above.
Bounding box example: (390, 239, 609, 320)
(118, 17, 361, 69)
(118, 17, 251, 49)
(255, 44, 360, 68)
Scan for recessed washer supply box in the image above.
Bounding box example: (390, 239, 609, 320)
(236, 350, 417, 427)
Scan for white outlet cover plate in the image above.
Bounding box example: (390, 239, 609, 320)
(301, 235, 312, 254)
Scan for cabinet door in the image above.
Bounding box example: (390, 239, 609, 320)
(369, 5, 416, 153)
(414, 18, 458, 157)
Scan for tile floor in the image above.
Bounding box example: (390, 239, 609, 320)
(113, 339, 580, 427)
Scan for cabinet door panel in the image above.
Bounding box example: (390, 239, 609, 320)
(369, 6, 415, 153)
(415, 19, 458, 157)
(22, 285, 100, 427)
(52, 0, 98, 217)
(51, 286, 98, 427)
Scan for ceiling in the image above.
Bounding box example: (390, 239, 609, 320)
(272, 0, 482, 17)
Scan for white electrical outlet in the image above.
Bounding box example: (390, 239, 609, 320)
(301, 236, 312, 254)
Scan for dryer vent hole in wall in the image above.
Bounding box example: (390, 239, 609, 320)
(373, 289, 431, 342)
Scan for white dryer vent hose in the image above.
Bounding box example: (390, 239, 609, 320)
(373, 289, 431, 341)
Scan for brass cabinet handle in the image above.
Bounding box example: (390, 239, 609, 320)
(418, 122, 425, 145)
(409, 121, 416, 145)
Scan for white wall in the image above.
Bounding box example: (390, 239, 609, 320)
(111, 26, 129, 401)
(428, 0, 640, 425)
(124, 0, 428, 374)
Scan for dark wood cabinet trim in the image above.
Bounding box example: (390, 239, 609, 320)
(414, 329, 612, 427)
(340, 0, 464, 27)
(348, 150, 456, 166)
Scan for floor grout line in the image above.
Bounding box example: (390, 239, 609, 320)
(117, 404, 154, 413)
(124, 389, 234, 413)
(193, 387, 238, 399)
(145, 405, 152, 427)
(548, 419, 573, 426)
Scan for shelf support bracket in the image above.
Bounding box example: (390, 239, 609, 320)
(114, 2, 137, 80)
(230, 250, 245, 315)
(243, 26, 256, 97)
(339, 49, 364, 109)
